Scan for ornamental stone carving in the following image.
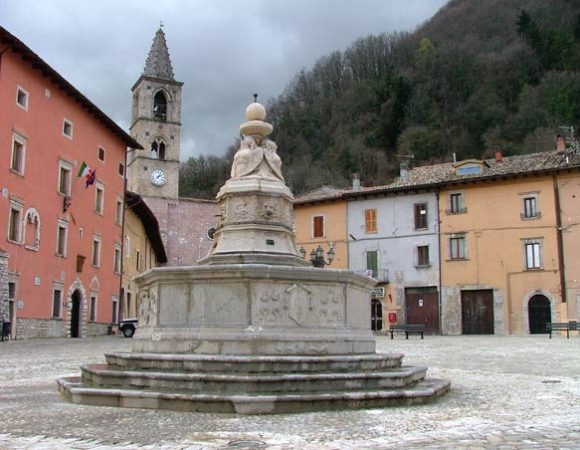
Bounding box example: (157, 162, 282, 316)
(138, 287, 158, 327)
(230, 136, 284, 182)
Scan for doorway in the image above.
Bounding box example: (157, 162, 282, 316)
(371, 299, 383, 331)
(461, 289, 494, 334)
(70, 290, 81, 338)
(528, 295, 551, 334)
(405, 287, 440, 334)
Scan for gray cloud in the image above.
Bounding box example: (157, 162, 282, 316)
(2, 0, 446, 160)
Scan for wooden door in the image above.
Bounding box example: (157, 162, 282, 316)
(405, 287, 440, 334)
(461, 290, 494, 334)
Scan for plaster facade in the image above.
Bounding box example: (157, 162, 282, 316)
(347, 191, 440, 330)
(294, 188, 349, 269)
(0, 27, 138, 339)
(439, 177, 563, 335)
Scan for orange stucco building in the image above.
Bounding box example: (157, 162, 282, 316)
(0, 27, 140, 339)
(294, 187, 350, 269)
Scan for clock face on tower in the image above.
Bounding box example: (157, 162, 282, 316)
(150, 169, 167, 186)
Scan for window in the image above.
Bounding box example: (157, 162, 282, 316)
(449, 235, 466, 260)
(95, 183, 104, 214)
(98, 146, 105, 162)
(62, 119, 73, 139)
(522, 196, 540, 219)
(414, 203, 428, 230)
(16, 86, 29, 110)
(114, 244, 121, 273)
(56, 220, 68, 257)
(153, 91, 167, 120)
(366, 250, 378, 278)
(365, 209, 377, 234)
(112, 296, 118, 324)
(417, 245, 430, 267)
(313, 215, 324, 238)
(89, 295, 97, 322)
(52, 288, 62, 318)
(449, 193, 466, 214)
(92, 235, 101, 267)
(10, 133, 26, 174)
(58, 161, 72, 195)
(118, 162, 124, 176)
(136, 249, 141, 272)
(524, 239, 542, 269)
(8, 202, 23, 243)
(115, 197, 123, 225)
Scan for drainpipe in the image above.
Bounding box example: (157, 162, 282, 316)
(436, 191, 443, 335)
(552, 174, 567, 304)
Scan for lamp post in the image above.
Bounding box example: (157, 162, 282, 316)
(299, 244, 335, 268)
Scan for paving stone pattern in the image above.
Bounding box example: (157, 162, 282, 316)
(0, 335, 579, 449)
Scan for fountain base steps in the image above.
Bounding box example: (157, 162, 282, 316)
(57, 352, 450, 414)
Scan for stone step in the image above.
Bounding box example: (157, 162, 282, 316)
(57, 376, 451, 414)
(81, 364, 427, 394)
(104, 352, 403, 373)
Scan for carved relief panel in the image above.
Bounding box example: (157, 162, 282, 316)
(252, 282, 344, 328)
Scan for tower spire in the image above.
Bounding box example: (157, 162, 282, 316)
(143, 27, 175, 80)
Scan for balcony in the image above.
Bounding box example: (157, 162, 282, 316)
(356, 269, 389, 283)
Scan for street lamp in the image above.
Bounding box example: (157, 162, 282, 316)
(299, 244, 335, 268)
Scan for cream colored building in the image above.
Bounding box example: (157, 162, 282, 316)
(121, 191, 166, 319)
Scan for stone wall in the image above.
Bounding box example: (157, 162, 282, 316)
(15, 318, 111, 340)
(16, 318, 68, 339)
(84, 322, 111, 337)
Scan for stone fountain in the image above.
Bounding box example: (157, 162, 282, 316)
(58, 100, 449, 414)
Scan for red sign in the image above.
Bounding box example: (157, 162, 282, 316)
(388, 312, 397, 324)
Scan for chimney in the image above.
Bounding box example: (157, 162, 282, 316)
(495, 149, 503, 163)
(555, 134, 566, 152)
(352, 173, 361, 191)
(400, 162, 409, 182)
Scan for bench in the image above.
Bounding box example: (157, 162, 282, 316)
(389, 324, 425, 340)
(546, 321, 577, 339)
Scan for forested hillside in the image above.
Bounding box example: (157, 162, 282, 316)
(180, 0, 580, 198)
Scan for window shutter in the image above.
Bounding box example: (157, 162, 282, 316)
(313, 216, 324, 238)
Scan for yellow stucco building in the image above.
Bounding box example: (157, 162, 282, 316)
(294, 187, 349, 269)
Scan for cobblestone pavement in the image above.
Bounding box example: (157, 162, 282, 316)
(0, 334, 578, 449)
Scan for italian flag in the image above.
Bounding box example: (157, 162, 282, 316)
(77, 162, 96, 188)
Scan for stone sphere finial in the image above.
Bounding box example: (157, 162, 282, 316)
(245, 102, 267, 121)
(241, 94, 273, 138)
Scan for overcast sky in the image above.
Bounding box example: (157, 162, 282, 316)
(2, 0, 446, 160)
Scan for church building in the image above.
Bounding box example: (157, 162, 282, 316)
(122, 28, 219, 317)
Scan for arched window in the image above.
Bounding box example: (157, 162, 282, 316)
(150, 138, 166, 160)
(153, 91, 167, 120)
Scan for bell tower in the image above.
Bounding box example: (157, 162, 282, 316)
(127, 27, 183, 199)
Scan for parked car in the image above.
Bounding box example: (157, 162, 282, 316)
(119, 318, 138, 338)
